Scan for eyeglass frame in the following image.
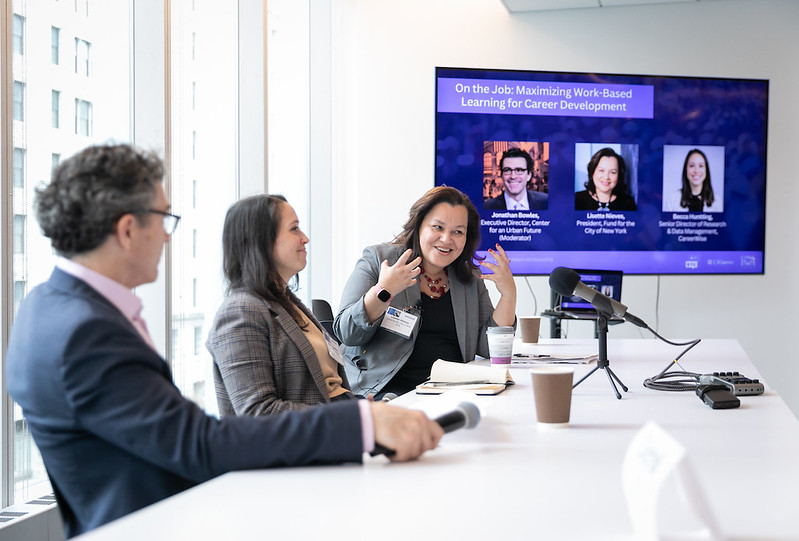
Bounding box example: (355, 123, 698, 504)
(128, 208, 182, 235)
(501, 167, 529, 176)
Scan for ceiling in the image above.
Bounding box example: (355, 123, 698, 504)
(501, 0, 730, 12)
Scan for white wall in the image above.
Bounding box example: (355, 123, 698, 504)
(324, 0, 799, 417)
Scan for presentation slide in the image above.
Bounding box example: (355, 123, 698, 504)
(435, 67, 768, 275)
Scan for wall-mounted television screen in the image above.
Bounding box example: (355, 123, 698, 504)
(434, 66, 768, 274)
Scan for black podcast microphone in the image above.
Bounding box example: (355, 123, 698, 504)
(549, 267, 647, 328)
(370, 401, 481, 457)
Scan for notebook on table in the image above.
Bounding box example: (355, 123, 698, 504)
(556, 269, 624, 321)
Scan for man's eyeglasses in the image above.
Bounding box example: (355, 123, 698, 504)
(501, 167, 528, 175)
(140, 209, 181, 235)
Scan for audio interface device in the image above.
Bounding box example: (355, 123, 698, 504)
(698, 372, 765, 396)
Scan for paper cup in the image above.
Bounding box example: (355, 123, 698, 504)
(530, 366, 574, 428)
(486, 326, 514, 365)
(519, 316, 541, 343)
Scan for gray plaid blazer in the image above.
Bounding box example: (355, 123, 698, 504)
(207, 289, 350, 416)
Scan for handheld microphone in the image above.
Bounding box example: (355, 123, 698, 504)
(370, 401, 481, 457)
(431, 401, 481, 433)
(549, 267, 647, 328)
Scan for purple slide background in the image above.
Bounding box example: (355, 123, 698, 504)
(435, 67, 768, 275)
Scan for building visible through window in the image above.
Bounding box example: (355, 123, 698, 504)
(7, 0, 133, 506)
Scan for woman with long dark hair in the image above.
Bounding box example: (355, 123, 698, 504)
(207, 194, 352, 416)
(334, 186, 517, 398)
(664, 149, 721, 212)
(575, 147, 637, 211)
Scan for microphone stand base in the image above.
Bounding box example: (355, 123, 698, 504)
(572, 315, 629, 399)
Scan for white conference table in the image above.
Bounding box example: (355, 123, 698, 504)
(78, 339, 799, 540)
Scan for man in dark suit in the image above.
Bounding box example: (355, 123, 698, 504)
(5, 144, 443, 538)
(484, 147, 548, 211)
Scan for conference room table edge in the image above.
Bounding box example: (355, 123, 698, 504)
(75, 338, 799, 541)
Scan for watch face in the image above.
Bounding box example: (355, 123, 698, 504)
(377, 289, 391, 302)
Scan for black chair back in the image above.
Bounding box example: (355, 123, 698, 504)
(311, 299, 339, 343)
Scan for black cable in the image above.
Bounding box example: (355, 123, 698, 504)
(523, 276, 538, 315)
(641, 325, 702, 392)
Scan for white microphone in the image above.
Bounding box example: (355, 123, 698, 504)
(549, 267, 647, 328)
(370, 401, 480, 457)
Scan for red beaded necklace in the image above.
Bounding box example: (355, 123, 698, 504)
(420, 265, 448, 299)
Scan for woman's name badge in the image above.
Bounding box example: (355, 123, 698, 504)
(323, 332, 344, 365)
(380, 306, 418, 339)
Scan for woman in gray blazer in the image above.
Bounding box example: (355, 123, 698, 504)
(207, 195, 352, 416)
(334, 187, 517, 398)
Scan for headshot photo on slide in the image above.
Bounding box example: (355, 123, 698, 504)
(662, 145, 725, 213)
(574, 143, 638, 211)
(483, 141, 549, 211)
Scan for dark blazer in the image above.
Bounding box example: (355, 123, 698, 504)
(207, 289, 351, 416)
(574, 190, 637, 211)
(484, 190, 548, 210)
(6, 269, 363, 538)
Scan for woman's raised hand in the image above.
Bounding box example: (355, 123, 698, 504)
(378, 249, 422, 296)
(479, 244, 515, 297)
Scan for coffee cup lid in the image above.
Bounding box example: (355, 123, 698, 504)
(486, 326, 514, 334)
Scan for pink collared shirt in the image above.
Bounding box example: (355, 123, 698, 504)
(55, 257, 155, 349)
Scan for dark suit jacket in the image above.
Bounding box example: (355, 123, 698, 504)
(207, 289, 351, 416)
(574, 190, 637, 211)
(483, 189, 548, 210)
(6, 269, 363, 538)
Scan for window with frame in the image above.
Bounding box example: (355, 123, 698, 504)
(13, 282, 27, 317)
(74, 98, 92, 136)
(51, 26, 60, 64)
(51, 90, 60, 128)
(74, 37, 90, 76)
(13, 14, 24, 55)
(13, 216, 25, 255)
(13, 81, 25, 121)
(193, 326, 202, 356)
(167, 1, 240, 414)
(3, 0, 267, 507)
(13, 148, 25, 188)
(6, 0, 132, 505)
(74, 0, 89, 17)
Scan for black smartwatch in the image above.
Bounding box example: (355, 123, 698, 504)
(376, 287, 392, 302)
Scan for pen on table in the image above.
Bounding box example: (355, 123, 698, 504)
(425, 380, 490, 386)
